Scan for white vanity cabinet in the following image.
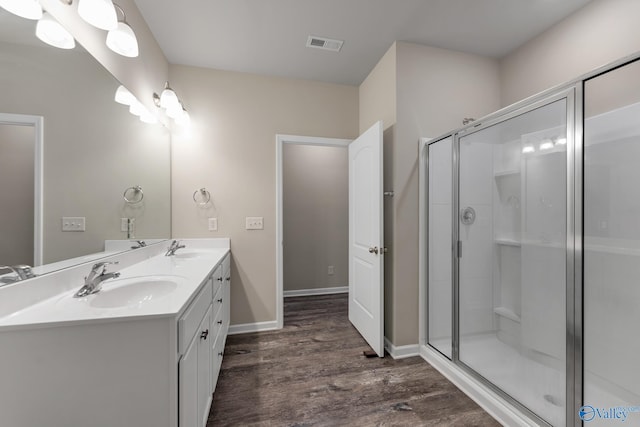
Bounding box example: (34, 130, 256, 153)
(178, 252, 231, 427)
(0, 241, 231, 427)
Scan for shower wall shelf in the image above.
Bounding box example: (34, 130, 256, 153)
(493, 169, 520, 178)
(494, 238, 521, 247)
(494, 306, 521, 323)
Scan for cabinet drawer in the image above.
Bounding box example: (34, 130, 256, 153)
(178, 279, 213, 355)
(212, 264, 224, 298)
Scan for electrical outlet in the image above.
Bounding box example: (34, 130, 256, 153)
(328, 265, 334, 275)
(245, 217, 264, 230)
(208, 218, 218, 231)
(62, 217, 85, 232)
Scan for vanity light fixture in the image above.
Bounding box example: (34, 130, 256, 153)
(129, 99, 146, 116)
(174, 108, 191, 127)
(0, 0, 42, 20)
(522, 145, 535, 154)
(555, 137, 567, 145)
(114, 85, 136, 105)
(153, 83, 190, 128)
(139, 109, 158, 124)
(78, 0, 117, 31)
(106, 4, 139, 58)
(36, 12, 75, 49)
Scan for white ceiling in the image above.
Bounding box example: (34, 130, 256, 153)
(134, 0, 593, 86)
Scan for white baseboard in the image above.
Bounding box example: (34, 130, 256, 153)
(228, 320, 279, 335)
(419, 345, 540, 426)
(284, 286, 348, 298)
(384, 337, 420, 359)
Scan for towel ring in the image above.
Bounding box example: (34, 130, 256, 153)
(193, 188, 211, 205)
(123, 186, 144, 204)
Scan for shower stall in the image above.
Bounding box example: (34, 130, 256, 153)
(420, 56, 640, 426)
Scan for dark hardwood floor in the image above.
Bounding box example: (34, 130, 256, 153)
(207, 294, 500, 426)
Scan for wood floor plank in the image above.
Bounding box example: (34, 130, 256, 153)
(207, 294, 499, 426)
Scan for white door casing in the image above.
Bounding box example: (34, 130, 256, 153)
(348, 121, 384, 357)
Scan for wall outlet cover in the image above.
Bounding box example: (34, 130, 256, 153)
(62, 217, 85, 232)
(245, 217, 264, 230)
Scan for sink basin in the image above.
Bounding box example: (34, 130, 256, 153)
(88, 276, 182, 309)
(171, 251, 202, 259)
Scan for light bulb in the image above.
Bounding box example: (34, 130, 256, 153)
(556, 137, 567, 145)
(106, 22, 139, 58)
(139, 109, 158, 124)
(78, 0, 117, 31)
(129, 100, 145, 116)
(35, 12, 75, 50)
(175, 109, 191, 127)
(0, 0, 42, 20)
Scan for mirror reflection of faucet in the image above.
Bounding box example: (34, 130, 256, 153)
(0, 265, 36, 285)
(131, 240, 147, 249)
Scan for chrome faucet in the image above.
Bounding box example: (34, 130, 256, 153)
(165, 240, 185, 256)
(131, 240, 147, 249)
(0, 265, 36, 284)
(74, 262, 121, 298)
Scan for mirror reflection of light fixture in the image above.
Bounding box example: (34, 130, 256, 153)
(522, 145, 535, 154)
(106, 4, 139, 58)
(78, 0, 117, 31)
(0, 0, 42, 20)
(540, 140, 554, 150)
(114, 85, 136, 105)
(555, 137, 567, 145)
(153, 83, 191, 129)
(175, 108, 191, 127)
(36, 12, 76, 49)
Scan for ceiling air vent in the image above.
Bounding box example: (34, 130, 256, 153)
(306, 36, 344, 52)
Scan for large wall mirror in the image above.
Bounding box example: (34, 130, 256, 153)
(0, 8, 171, 277)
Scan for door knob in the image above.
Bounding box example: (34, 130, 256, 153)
(368, 246, 379, 254)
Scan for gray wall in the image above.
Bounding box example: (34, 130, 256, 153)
(169, 64, 359, 326)
(0, 124, 34, 265)
(283, 144, 348, 292)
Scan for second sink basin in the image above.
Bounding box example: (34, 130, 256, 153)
(88, 275, 183, 309)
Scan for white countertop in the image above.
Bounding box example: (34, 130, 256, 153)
(0, 239, 229, 332)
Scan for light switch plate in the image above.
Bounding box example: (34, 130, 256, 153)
(208, 218, 218, 231)
(62, 217, 85, 232)
(121, 218, 129, 232)
(245, 217, 264, 230)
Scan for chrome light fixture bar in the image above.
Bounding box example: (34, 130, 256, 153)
(0, 0, 42, 20)
(106, 3, 139, 58)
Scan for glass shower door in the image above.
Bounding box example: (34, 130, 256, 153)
(457, 95, 570, 426)
(583, 59, 640, 426)
(427, 136, 453, 358)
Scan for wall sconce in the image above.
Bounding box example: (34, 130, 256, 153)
(154, 82, 191, 128)
(0, 0, 42, 20)
(106, 3, 139, 58)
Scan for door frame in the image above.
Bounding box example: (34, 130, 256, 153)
(275, 134, 351, 329)
(0, 113, 44, 266)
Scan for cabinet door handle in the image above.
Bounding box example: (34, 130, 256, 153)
(200, 329, 209, 340)
(218, 352, 223, 357)
(217, 277, 223, 282)
(217, 298, 223, 303)
(217, 320, 223, 325)
(225, 277, 230, 282)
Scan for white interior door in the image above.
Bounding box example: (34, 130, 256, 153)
(349, 121, 384, 357)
